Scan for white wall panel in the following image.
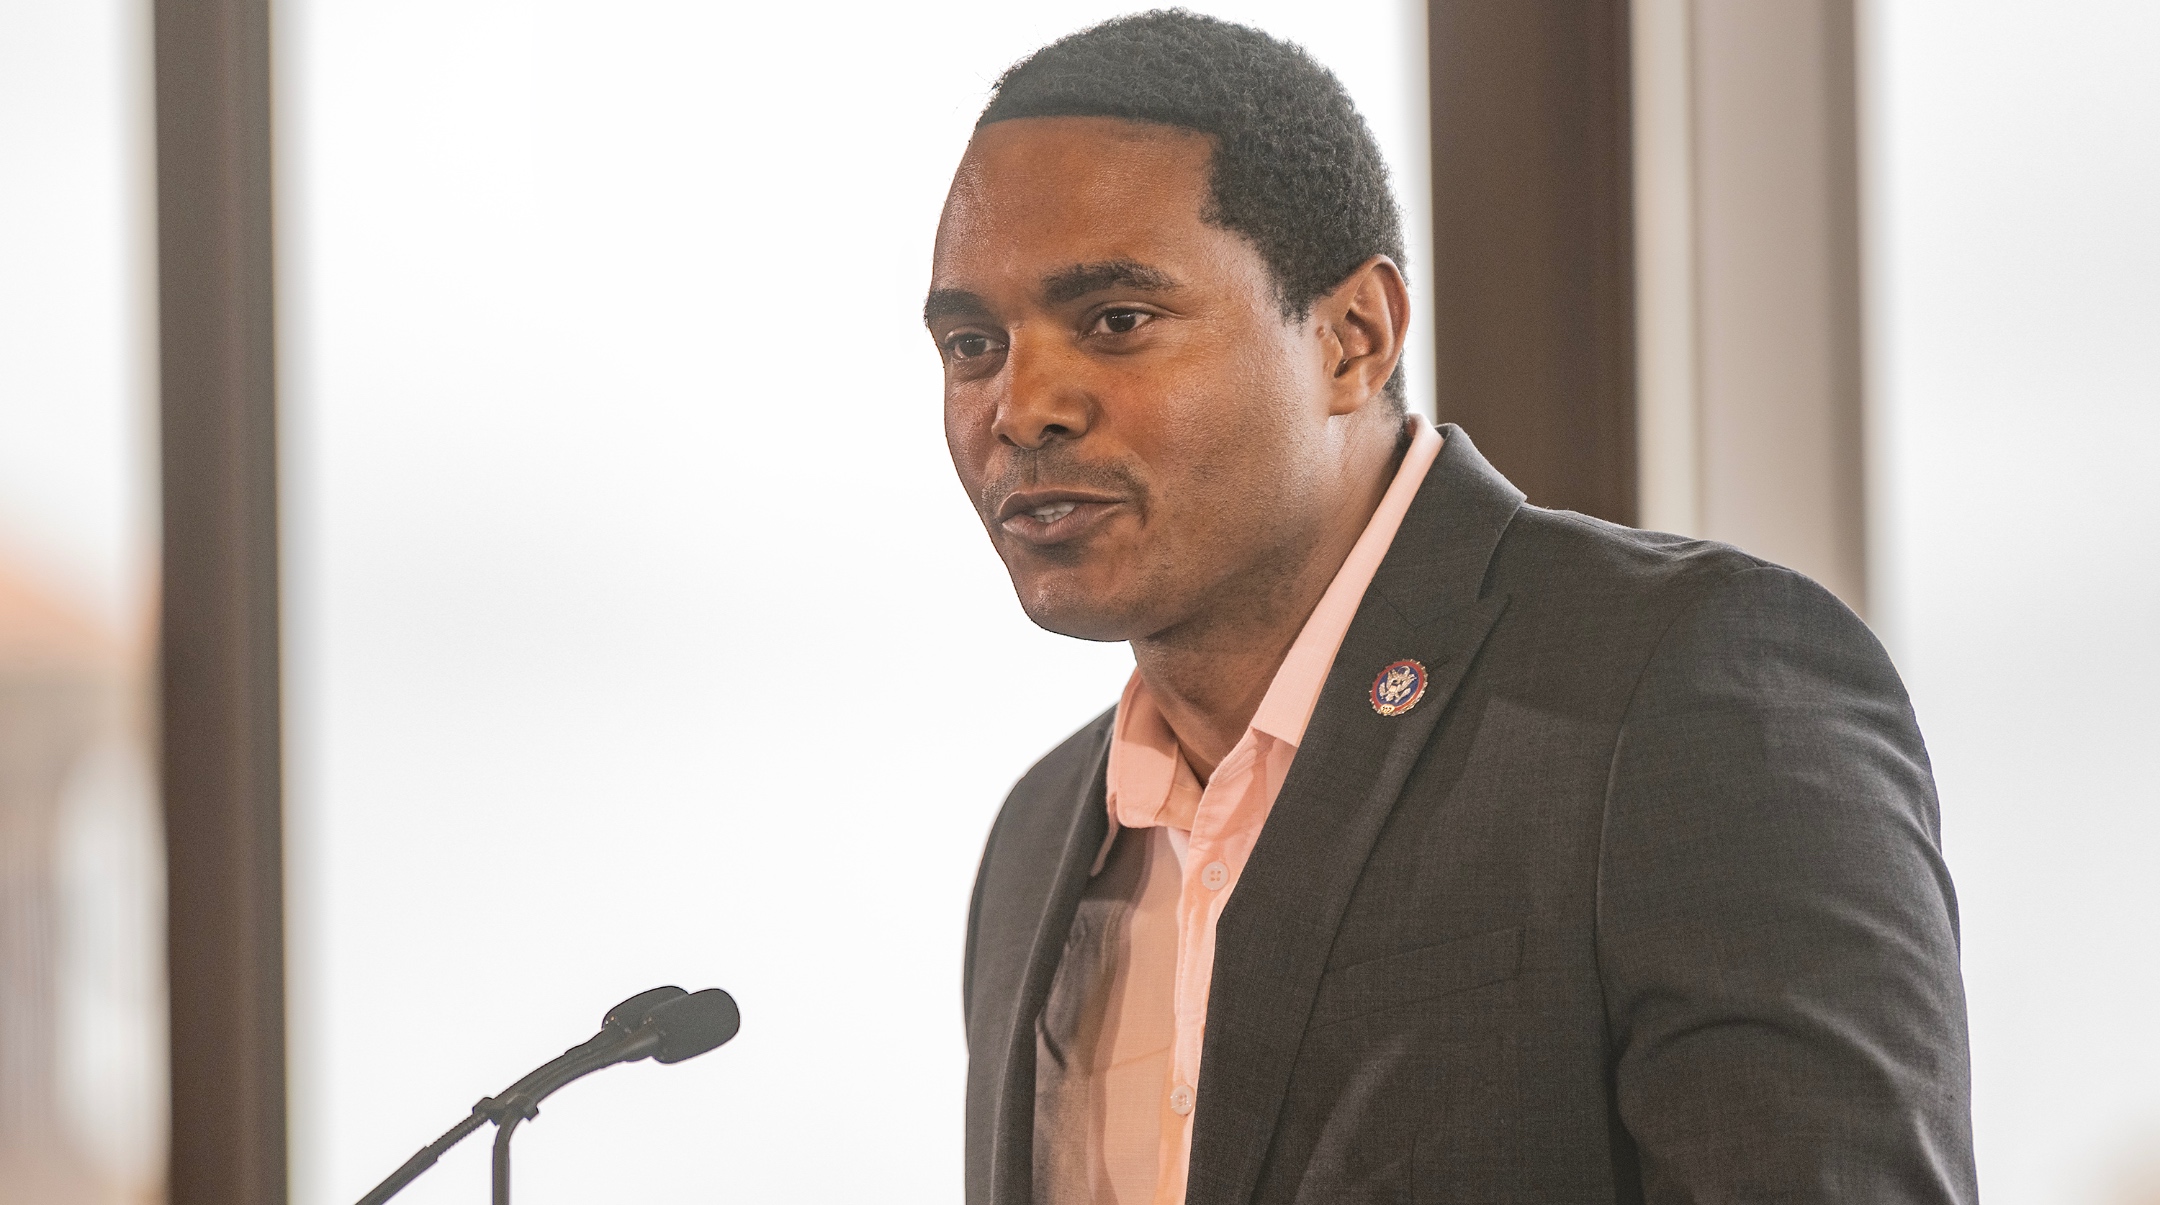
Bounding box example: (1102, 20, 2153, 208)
(275, 5, 1432, 1202)
(1866, 3, 2160, 1201)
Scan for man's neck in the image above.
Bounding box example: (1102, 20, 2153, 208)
(1129, 423, 1406, 781)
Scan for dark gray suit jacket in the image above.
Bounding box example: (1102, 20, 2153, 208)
(963, 427, 1975, 1205)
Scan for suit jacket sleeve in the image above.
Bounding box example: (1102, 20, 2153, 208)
(963, 796, 1012, 1036)
(1597, 565, 1977, 1203)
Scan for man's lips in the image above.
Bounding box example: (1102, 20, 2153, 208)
(996, 488, 1126, 546)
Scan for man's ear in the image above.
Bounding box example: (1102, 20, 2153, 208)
(1315, 255, 1409, 416)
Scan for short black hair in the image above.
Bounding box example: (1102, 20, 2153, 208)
(978, 9, 1406, 401)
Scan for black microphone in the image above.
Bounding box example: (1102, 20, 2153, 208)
(354, 985, 739, 1205)
(493, 988, 741, 1115)
(489, 984, 688, 1108)
(606, 984, 693, 1033)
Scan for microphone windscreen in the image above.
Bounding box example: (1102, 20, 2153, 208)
(650, 988, 741, 1064)
(603, 986, 688, 1033)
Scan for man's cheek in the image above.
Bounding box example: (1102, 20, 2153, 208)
(943, 418, 994, 501)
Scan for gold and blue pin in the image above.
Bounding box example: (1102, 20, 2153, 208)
(1370, 659, 1428, 716)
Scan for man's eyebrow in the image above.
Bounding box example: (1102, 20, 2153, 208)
(1040, 260, 1181, 305)
(923, 287, 992, 327)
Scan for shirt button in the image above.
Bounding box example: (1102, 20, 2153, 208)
(1169, 1085, 1194, 1116)
(1201, 861, 1229, 890)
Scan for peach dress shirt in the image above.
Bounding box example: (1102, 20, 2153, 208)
(1035, 416, 1443, 1205)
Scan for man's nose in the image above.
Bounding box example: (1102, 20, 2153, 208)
(992, 331, 1093, 450)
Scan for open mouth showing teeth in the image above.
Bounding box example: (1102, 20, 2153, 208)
(1029, 503, 1078, 524)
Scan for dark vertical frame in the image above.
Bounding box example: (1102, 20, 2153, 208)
(154, 1, 287, 1203)
(1427, 0, 1638, 524)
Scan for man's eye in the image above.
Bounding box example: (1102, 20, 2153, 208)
(1098, 309, 1149, 335)
(947, 334, 1000, 360)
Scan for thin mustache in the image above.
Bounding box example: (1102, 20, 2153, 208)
(976, 449, 1144, 517)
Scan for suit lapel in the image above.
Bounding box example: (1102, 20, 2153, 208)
(986, 731, 1112, 1205)
(1185, 425, 1525, 1205)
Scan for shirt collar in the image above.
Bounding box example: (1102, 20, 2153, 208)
(1245, 415, 1444, 747)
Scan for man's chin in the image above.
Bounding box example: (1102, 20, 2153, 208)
(1011, 584, 1147, 645)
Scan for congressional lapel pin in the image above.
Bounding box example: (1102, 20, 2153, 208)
(1370, 659, 1428, 717)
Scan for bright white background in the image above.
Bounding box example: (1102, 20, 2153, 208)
(1866, 2, 2160, 1200)
(0, 0, 167, 1197)
(273, 4, 1433, 1203)
(0, 0, 155, 628)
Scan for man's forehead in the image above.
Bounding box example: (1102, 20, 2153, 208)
(929, 120, 1220, 308)
(965, 114, 1214, 173)
(940, 119, 1210, 240)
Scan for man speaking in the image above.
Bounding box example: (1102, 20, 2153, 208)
(927, 13, 1975, 1205)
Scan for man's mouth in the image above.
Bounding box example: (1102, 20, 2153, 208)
(996, 489, 1125, 546)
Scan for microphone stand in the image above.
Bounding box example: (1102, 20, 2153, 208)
(354, 1095, 516, 1205)
(357, 1080, 578, 1205)
(352, 986, 735, 1205)
(354, 1074, 568, 1205)
(491, 1106, 529, 1205)
(354, 988, 673, 1205)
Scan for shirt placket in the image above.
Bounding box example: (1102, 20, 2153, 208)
(1166, 734, 1272, 1142)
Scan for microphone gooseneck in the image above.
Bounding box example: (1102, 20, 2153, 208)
(353, 985, 739, 1205)
(487, 987, 742, 1119)
(484, 984, 688, 1116)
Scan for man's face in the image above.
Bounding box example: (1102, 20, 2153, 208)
(928, 117, 1348, 644)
